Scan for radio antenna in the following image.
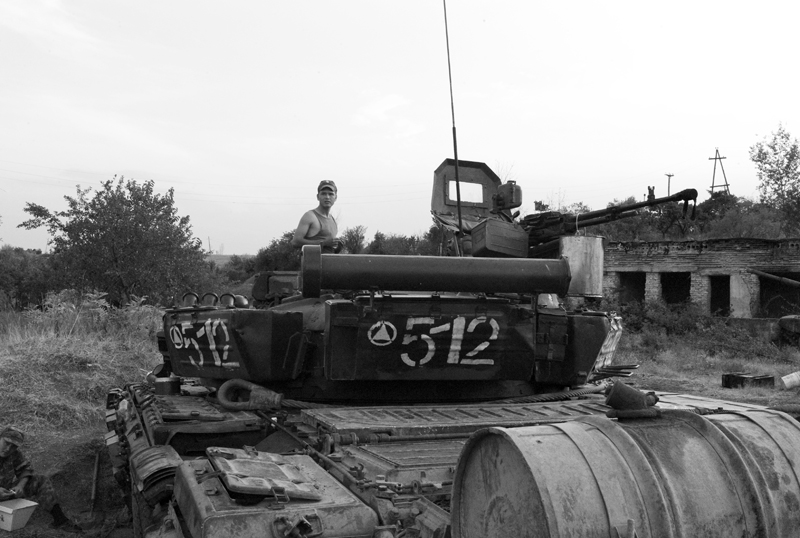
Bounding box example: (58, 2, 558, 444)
(442, 0, 464, 250)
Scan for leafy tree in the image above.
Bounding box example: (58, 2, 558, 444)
(559, 201, 592, 214)
(694, 192, 739, 234)
(224, 254, 256, 283)
(0, 246, 53, 309)
(647, 202, 694, 240)
(750, 124, 800, 233)
(702, 201, 783, 239)
(365, 231, 422, 255)
(19, 177, 211, 305)
(418, 223, 446, 256)
(340, 225, 367, 254)
(253, 231, 301, 271)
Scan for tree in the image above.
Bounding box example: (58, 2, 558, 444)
(750, 124, 800, 234)
(648, 202, 694, 240)
(224, 254, 256, 283)
(340, 225, 367, 254)
(702, 200, 783, 239)
(253, 231, 301, 271)
(0, 246, 53, 309)
(694, 192, 739, 234)
(560, 201, 592, 214)
(365, 231, 422, 255)
(417, 223, 446, 256)
(19, 177, 210, 305)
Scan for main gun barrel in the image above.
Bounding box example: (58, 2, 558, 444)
(301, 245, 571, 298)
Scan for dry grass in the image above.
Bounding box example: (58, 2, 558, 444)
(0, 293, 162, 469)
(615, 326, 800, 408)
(0, 294, 163, 535)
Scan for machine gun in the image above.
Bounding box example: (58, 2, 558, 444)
(522, 188, 698, 247)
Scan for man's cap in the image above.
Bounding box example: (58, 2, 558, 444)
(0, 427, 24, 447)
(317, 180, 337, 193)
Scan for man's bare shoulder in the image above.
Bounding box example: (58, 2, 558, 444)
(299, 209, 319, 222)
(294, 209, 316, 228)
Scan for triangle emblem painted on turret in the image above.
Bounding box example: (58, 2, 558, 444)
(368, 321, 397, 347)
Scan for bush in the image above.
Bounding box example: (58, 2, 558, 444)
(642, 301, 707, 335)
(595, 298, 706, 336)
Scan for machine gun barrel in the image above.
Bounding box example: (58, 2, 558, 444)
(566, 210, 639, 230)
(524, 188, 698, 246)
(576, 188, 698, 222)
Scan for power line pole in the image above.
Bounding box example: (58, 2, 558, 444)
(708, 148, 731, 195)
(665, 173, 673, 196)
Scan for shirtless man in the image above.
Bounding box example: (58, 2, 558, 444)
(291, 180, 342, 253)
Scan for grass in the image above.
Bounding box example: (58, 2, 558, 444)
(614, 323, 800, 408)
(0, 293, 162, 455)
(0, 292, 163, 536)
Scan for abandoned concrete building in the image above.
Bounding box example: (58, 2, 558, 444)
(602, 238, 800, 319)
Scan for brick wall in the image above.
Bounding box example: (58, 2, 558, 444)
(602, 238, 800, 318)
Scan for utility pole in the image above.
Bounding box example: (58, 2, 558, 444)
(708, 148, 731, 195)
(665, 173, 673, 196)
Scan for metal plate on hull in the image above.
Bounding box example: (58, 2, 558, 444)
(301, 392, 767, 437)
(334, 439, 464, 489)
(654, 392, 767, 412)
(301, 399, 610, 437)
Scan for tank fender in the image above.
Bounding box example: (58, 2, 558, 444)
(129, 445, 183, 507)
(217, 378, 283, 410)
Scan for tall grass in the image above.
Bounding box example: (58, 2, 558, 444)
(0, 291, 163, 458)
(608, 301, 800, 406)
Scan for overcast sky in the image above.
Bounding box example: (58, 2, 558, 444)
(1, 1, 797, 254)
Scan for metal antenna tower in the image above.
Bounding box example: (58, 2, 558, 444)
(708, 148, 731, 195)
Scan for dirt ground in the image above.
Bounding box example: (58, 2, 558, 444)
(7, 432, 131, 538)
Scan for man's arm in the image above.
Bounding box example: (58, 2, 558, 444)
(10, 450, 32, 497)
(11, 476, 28, 497)
(291, 211, 315, 249)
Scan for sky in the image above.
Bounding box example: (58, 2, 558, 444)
(1, 1, 798, 254)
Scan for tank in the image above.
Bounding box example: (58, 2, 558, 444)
(102, 159, 759, 538)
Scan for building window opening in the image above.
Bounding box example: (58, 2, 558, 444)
(709, 275, 730, 317)
(618, 272, 646, 304)
(661, 272, 691, 304)
(759, 271, 800, 318)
